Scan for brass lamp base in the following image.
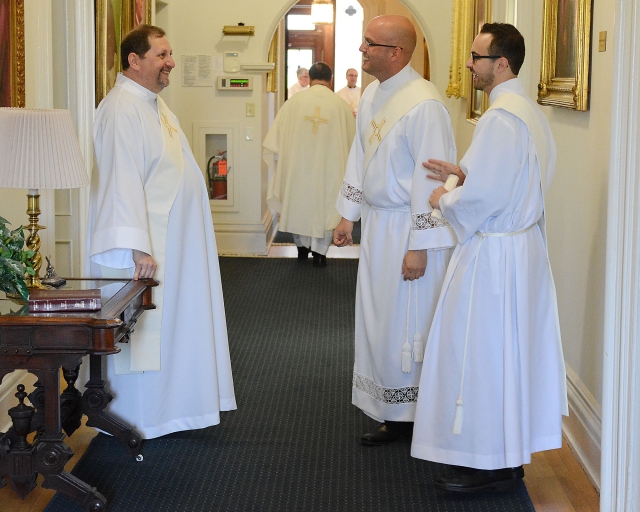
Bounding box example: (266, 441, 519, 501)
(24, 190, 46, 289)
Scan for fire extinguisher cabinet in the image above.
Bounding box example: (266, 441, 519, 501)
(207, 151, 228, 200)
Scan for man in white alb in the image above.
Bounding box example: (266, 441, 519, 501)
(287, 67, 310, 98)
(411, 23, 567, 492)
(88, 25, 236, 439)
(336, 68, 361, 117)
(264, 62, 355, 267)
(333, 15, 457, 445)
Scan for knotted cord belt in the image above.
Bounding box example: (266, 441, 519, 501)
(452, 223, 536, 434)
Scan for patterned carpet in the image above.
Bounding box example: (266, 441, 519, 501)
(44, 258, 534, 512)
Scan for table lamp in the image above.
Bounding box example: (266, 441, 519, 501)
(0, 108, 89, 288)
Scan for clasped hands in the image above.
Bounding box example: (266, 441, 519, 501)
(424, 159, 465, 210)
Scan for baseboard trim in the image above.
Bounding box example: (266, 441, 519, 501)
(214, 210, 276, 256)
(562, 364, 602, 490)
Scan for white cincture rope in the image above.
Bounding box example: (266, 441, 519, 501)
(402, 280, 425, 373)
(452, 223, 536, 435)
(413, 281, 424, 362)
(402, 280, 413, 373)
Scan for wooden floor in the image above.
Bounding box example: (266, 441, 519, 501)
(0, 426, 599, 511)
(526, 439, 600, 511)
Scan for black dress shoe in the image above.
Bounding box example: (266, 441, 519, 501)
(312, 252, 327, 267)
(360, 421, 413, 446)
(434, 465, 524, 493)
(297, 246, 310, 260)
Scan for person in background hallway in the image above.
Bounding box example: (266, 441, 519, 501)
(264, 62, 355, 267)
(88, 24, 236, 439)
(411, 23, 567, 492)
(288, 67, 310, 98)
(333, 15, 456, 445)
(336, 68, 361, 117)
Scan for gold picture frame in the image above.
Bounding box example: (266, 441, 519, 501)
(467, 0, 492, 122)
(537, 0, 591, 111)
(95, 0, 152, 107)
(0, 0, 25, 107)
(446, 0, 473, 100)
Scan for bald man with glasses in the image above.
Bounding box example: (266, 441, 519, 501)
(336, 68, 361, 117)
(333, 15, 456, 447)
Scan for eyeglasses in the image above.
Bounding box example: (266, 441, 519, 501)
(363, 39, 402, 50)
(470, 53, 502, 63)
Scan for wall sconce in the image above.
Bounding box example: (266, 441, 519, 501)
(311, 0, 334, 24)
(223, 24, 255, 36)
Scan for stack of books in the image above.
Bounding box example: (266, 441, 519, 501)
(28, 288, 102, 313)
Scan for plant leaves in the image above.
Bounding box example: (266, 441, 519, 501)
(13, 279, 29, 301)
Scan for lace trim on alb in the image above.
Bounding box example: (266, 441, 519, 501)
(340, 182, 363, 205)
(353, 373, 418, 404)
(412, 212, 449, 230)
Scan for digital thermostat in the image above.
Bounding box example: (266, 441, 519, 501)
(217, 76, 253, 90)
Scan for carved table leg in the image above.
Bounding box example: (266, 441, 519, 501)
(6, 385, 37, 498)
(82, 355, 142, 458)
(60, 365, 83, 437)
(33, 367, 108, 511)
(28, 379, 46, 439)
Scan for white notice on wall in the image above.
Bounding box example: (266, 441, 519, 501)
(181, 55, 214, 87)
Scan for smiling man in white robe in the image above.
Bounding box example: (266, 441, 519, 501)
(333, 15, 457, 446)
(88, 25, 236, 439)
(411, 23, 568, 492)
(336, 68, 361, 117)
(264, 62, 355, 267)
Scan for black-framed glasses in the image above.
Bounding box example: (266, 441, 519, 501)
(363, 39, 402, 50)
(470, 53, 502, 63)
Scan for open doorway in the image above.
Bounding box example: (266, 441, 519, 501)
(285, 0, 335, 99)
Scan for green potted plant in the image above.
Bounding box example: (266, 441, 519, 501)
(0, 216, 35, 301)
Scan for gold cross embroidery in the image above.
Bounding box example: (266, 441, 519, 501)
(369, 118, 386, 144)
(160, 113, 177, 139)
(304, 107, 329, 134)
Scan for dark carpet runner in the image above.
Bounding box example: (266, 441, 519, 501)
(45, 257, 534, 512)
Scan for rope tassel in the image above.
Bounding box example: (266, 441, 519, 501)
(452, 397, 463, 434)
(402, 341, 412, 373)
(413, 332, 424, 362)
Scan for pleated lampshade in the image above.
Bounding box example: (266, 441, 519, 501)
(0, 108, 89, 190)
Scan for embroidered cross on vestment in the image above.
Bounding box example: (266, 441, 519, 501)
(369, 118, 386, 144)
(160, 113, 178, 139)
(304, 107, 329, 134)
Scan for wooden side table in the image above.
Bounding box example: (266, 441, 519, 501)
(0, 278, 157, 511)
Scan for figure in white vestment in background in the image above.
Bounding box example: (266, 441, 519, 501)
(287, 67, 310, 98)
(264, 62, 355, 267)
(333, 15, 457, 445)
(88, 25, 236, 439)
(336, 68, 361, 117)
(411, 23, 567, 492)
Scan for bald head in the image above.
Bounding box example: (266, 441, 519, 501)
(370, 15, 416, 58)
(361, 15, 416, 82)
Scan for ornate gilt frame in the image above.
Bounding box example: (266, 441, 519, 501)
(95, 0, 152, 107)
(446, 0, 473, 100)
(1, 0, 25, 107)
(538, 0, 591, 111)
